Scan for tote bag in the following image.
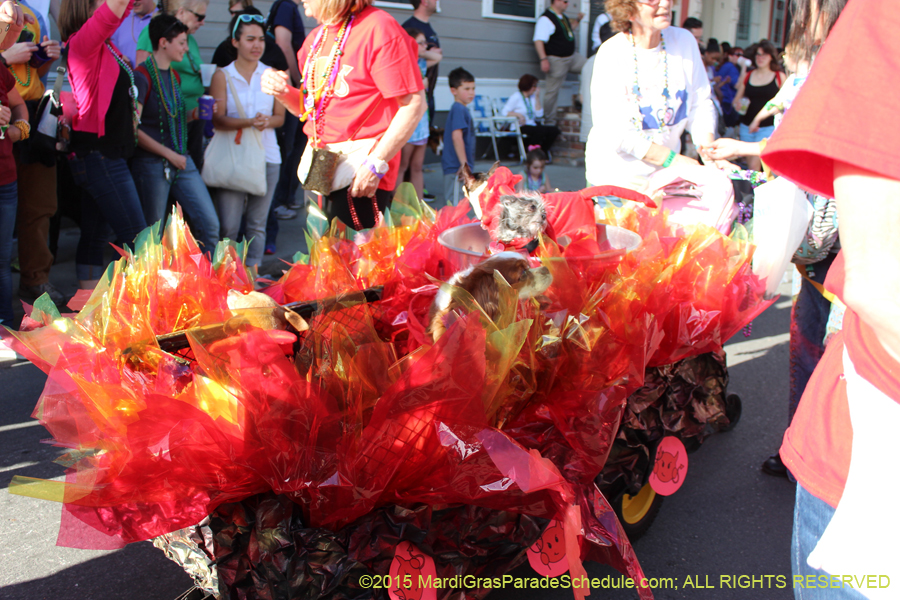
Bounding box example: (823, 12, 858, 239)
(201, 71, 267, 196)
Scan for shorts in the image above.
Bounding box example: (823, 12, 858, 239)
(739, 123, 775, 143)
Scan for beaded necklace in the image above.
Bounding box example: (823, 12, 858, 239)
(10, 62, 31, 88)
(299, 15, 354, 144)
(629, 32, 670, 136)
(553, 11, 574, 42)
(106, 42, 140, 145)
(147, 56, 187, 157)
(185, 47, 201, 75)
(523, 94, 534, 122)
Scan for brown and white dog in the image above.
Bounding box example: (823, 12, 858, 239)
(428, 251, 552, 341)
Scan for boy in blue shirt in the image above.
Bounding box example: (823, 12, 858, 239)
(442, 67, 476, 205)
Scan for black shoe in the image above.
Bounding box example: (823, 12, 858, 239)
(761, 453, 788, 478)
(19, 282, 67, 306)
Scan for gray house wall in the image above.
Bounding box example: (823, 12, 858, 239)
(191, 1, 582, 112)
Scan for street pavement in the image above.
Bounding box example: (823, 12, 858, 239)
(1, 160, 797, 599)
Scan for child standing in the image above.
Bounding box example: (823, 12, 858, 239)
(398, 27, 441, 201)
(441, 67, 476, 205)
(517, 147, 551, 193)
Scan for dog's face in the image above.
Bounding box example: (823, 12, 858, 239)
(460, 162, 500, 219)
(430, 252, 553, 341)
(496, 192, 547, 244)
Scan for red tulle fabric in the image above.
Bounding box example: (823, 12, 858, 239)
(3, 197, 771, 600)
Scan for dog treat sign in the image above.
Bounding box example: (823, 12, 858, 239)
(388, 541, 437, 600)
(527, 519, 569, 577)
(649, 436, 688, 496)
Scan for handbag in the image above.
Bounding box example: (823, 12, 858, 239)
(750, 176, 814, 298)
(297, 98, 382, 196)
(792, 192, 838, 265)
(201, 71, 267, 196)
(298, 137, 377, 196)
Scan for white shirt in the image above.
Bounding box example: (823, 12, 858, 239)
(533, 14, 558, 43)
(585, 26, 716, 187)
(222, 62, 281, 164)
(591, 13, 611, 51)
(501, 91, 544, 126)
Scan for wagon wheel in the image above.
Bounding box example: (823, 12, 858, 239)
(614, 483, 664, 541)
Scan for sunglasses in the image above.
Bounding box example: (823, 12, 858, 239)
(186, 9, 206, 22)
(232, 13, 265, 38)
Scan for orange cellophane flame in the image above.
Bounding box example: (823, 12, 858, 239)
(2, 196, 770, 600)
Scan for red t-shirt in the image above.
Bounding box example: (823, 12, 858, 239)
(298, 6, 423, 191)
(0, 68, 17, 186)
(763, 0, 900, 507)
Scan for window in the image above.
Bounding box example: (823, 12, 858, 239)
(373, 1, 413, 10)
(494, 0, 535, 18)
(736, 0, 752, 40)
(482, 0, 540, 22)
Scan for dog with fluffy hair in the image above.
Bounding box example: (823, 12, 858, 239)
(428, 252, 553, 341)
(461, 164, 656, 252)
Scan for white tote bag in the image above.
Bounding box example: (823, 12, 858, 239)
(750, 176, 813, 298)
(201, 71, 267, 196)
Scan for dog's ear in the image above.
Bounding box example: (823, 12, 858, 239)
(460, 162, 477, 188)
(488, 161, 500, 176)
(470, 268, 502, 321)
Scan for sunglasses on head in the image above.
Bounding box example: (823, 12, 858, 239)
(232, 13, 265, 38)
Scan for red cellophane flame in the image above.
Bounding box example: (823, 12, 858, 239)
(3, 195, 772, 600)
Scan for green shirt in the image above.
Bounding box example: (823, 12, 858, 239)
(137, 29, 204, 112)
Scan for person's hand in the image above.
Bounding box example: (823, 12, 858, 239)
(701, 138, 744, 161)
(260, 68, 290, 97)
(749, 120, 760, 133)
(350, 164, 380, 199)
(3, 41, 36, 65)
(671, 154, 700, 168)
(40, 36, 60, 60)
(252, 112, 270, 131)
(0, 104, 11, 127)
(540, 57, 550, 73)
(167, 151, 187, 170)
(516, 114, 525, 125)
(576, 12, 585, 21)
(0, 1, 24, 30)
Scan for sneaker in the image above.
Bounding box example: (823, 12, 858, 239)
(264, 243, 277, 255)
(19, 282, 67, 306)
(287, 196, 305, 209)
(273, 205, 298, 220)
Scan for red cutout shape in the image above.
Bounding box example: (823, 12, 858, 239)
(649, 436, 688, 496)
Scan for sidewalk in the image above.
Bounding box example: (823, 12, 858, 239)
(4, 159, 587, 347)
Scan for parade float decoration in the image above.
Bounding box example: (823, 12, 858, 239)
(3, 169, 772, 600)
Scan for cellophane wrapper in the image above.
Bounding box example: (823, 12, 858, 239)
(3, 189, 771, 600)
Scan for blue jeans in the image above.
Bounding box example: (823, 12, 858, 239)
(0, 181, 17, 327)
(130, 156, 220, 253)
(68, 152, 147, 281)
(789, 254, 837, 420)
(740, 122, 776, 143)
(214, 162, 279, 267)
(266, 115, 307, 245)
(792, 485, 867, 600)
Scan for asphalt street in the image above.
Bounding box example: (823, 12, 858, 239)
(0, 161, 798, 600)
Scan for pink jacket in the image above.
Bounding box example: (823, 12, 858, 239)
(67, 0, 134, 136)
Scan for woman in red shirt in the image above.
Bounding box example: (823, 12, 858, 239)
(763, 0, 900, 594)
(58, 0, 146, 289)
(260, 0, 425, 229)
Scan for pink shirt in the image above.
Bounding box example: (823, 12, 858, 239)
(67, 0, 134, 137)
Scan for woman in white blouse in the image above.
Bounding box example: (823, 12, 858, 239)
(210, 14, 285, 267)
(501, 74, 560, 156)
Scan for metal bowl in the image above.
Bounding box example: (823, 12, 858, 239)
(437, 223, 642, 276)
